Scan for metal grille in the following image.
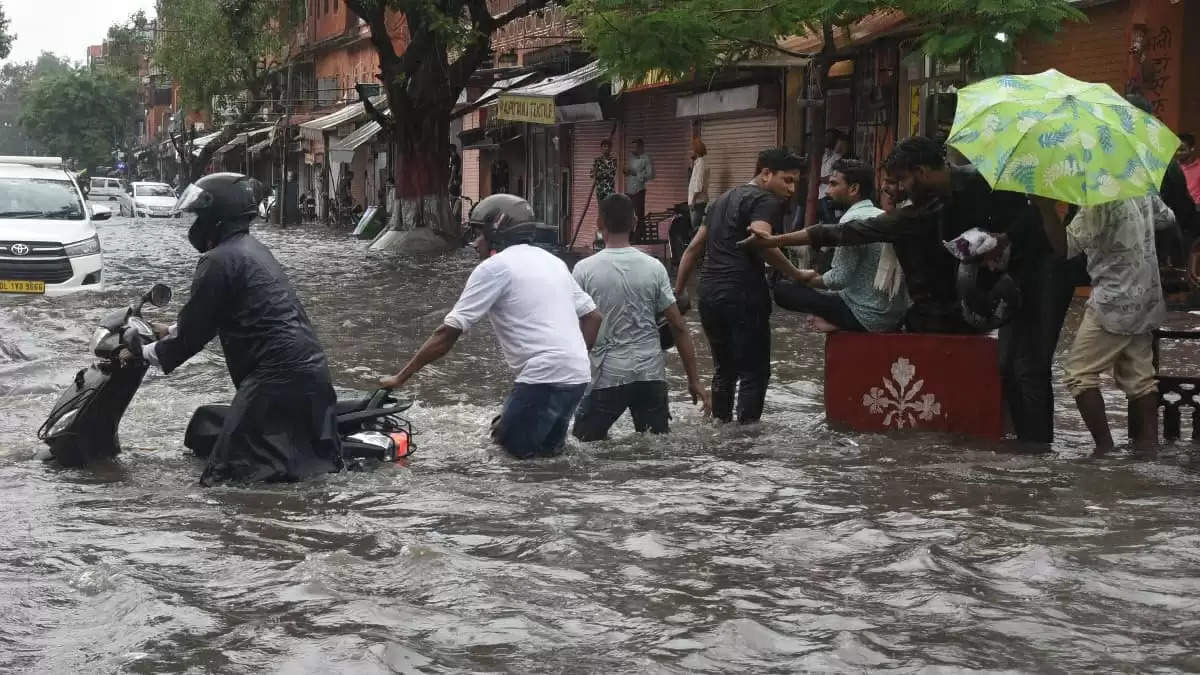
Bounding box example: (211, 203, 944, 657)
(0, 241, 66, 257)
(0, 258, 74, 283)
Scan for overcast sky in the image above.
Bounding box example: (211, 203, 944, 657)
(3, 0, 158, 65)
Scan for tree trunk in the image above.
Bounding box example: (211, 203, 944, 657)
(370, 68, 459, 253)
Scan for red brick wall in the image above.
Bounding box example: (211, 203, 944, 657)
(315, 41, 380, 102)
(1180, 3, 1200, 136)
(1017, 0, 1130, 94)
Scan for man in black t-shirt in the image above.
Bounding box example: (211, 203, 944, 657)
(674, 148, 807, 423)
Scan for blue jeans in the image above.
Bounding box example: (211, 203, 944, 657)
(491, 382, 589, 459)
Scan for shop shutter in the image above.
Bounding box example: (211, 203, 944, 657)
(567, 121, 615, 251)
(621, 92, 691, 219)
(699, 114, 779, 200)
(461, 111, 482, 219)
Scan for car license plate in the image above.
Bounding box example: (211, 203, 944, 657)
(0, 280, 46, 294)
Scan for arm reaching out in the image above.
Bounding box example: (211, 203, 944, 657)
(380, 324, 462, 389)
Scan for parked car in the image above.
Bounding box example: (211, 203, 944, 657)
(88, 176, 124, 200)
(121, 181, 179, 218)
(0, 156, 108, 296)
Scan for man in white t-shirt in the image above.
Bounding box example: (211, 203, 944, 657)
(380, 195, 603, 459)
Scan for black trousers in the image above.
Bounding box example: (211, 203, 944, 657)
(630, 190, 647, 224)
(773, 281, 866, 331)
(572, 381, 670, 441)
(998, 252, 1076, 444)
(699, 296, 772, 423)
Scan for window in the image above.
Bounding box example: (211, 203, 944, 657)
(0, 179, 86, 220)
(134, 184, 175, 198)
(324, 0, 329, 14)
(334, 0, 339, 11)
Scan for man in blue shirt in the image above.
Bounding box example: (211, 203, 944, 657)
(774, 159, 911, 332)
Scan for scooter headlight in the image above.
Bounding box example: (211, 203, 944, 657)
(126, 317, 153, 338)
(90, 328, 112, 354)
(49, 408, 79, 436)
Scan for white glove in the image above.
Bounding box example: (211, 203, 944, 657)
(142, 342, 162, 369)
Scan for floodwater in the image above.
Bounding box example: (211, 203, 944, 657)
(2, 211, 1200, 674)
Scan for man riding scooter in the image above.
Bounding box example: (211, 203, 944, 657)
(142, 172, 343, 485)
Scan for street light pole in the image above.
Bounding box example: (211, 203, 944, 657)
(276, 62, 294, 226)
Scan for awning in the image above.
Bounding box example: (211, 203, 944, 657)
(505, 61, 604, 98)
(211, 125, 274, 156)
(299, 95, 387, 140)
(472, 72, 538, 107)
(458, 127, 523, 151)
(248, 138, 272, 155)
(329, 120, 383, 164)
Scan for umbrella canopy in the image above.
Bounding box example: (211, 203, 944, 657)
(947, 69, 1180, 206)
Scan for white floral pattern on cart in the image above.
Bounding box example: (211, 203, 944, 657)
(861, 357, 943, 429)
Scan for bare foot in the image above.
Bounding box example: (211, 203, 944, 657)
(810, 316, 841, 333)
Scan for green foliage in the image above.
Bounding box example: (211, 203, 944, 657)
(155, 0, 302, 113)
(19, 67, 139, 170)
(0, 3, 13, 61)
(104, 10, 153, 77)
(0, 53, 73, 155)
(574, 0, 1085, 81)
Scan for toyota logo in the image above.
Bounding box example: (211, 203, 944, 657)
(9, 243, 29, 256)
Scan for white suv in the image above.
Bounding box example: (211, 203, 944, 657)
(0, 157, 108, 296)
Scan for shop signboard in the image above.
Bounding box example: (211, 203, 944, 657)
(496, 95, 557, 125)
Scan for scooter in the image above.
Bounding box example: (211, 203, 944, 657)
(185, 388, 416, 464)
(39, 283, 173, 466)
(40, 284, 416, 468)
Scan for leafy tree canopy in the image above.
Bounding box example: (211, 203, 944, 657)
(575, 0, 1085, 80)
(104, 10, 153, 77)
(20, 67, 139, 170)
(0, 2, 14, 61)
(154, 0, 301, 114)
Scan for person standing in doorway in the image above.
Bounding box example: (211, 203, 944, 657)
(818, 130, 849, 224)
(625, 138, 655, 225)
(688, 137, 710, 231)
(674, 148, 808, 424)
(591, 139, 617, 203)
(572, 194, 710, 441)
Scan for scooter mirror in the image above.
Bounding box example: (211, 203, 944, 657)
(148, 284, 172, 307)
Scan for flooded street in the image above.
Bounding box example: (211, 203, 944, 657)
(3, 212, 1200, 673)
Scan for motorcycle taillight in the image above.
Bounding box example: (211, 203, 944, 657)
(389, 431, 411, 459)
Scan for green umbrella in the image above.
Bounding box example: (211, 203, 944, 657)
(947, 69, 1179, 206)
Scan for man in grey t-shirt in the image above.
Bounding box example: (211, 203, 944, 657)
(572, 194, 710, 440)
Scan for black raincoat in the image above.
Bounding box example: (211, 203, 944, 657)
(155, 218, 342, 485)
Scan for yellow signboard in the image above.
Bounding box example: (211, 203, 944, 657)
(496, 95, 557, 125)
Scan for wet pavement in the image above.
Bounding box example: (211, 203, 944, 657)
(2, 211, 1200, 673)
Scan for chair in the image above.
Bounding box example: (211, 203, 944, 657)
(632, 210, 672, 261)
(1152, 329, 1200, 441)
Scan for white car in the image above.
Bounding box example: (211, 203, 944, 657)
(88, 176, 124, 200)
(122, 181, 179, 218)
(0, 157, 108, 296)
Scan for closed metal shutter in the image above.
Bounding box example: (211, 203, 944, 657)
(567, 121, 615, 251)
(620, 92, 691, 217)
(699, 114, 779, 200)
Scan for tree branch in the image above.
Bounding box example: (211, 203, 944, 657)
(345, 0, 399, 65)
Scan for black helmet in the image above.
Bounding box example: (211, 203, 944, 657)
(177, 172, 265, 252)
(957, 262, 1021, 330)
(467, 194, 541, 251)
